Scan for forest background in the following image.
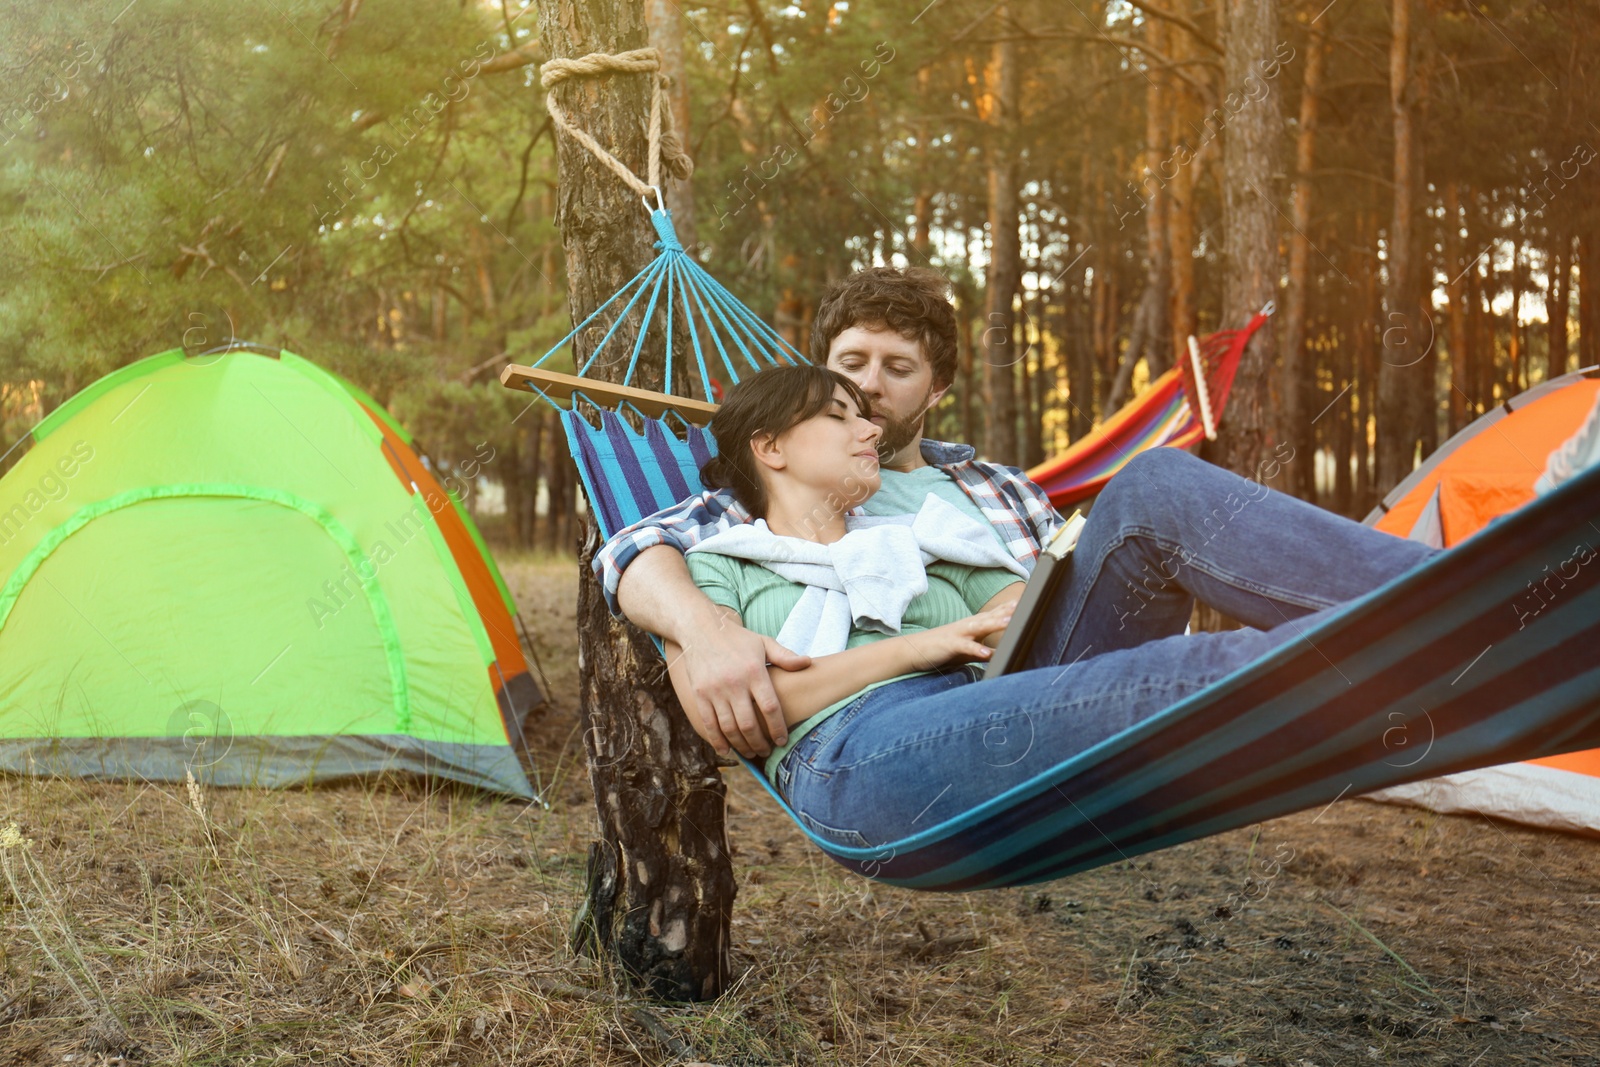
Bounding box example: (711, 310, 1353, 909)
(1, 0, 1595, 540)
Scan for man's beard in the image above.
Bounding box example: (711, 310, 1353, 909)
(875, 389, 935, 458)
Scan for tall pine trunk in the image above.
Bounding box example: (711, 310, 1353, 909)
(1282, 21, 1327, 499)
(1355, 208, 1380, 511)
(1549, 232, 1569, 380)
(982, 6, 1022, 464)
(1212, 0, 1283, 480)
(1581, 229, 1599, 368)
(535, 0, 734, 1002)
(1444, 183, 1470, 434)
(1139, 16, 1172, 378)
(1376, 0, 1424, 492)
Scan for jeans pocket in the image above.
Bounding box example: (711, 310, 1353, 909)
(795, 810, 874, 849)
(797, 690, 874, 759)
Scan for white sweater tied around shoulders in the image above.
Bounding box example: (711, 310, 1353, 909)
(686, 494, 1026, 657)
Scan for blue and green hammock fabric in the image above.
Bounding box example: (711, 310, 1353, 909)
(502, 207, 1600, 891)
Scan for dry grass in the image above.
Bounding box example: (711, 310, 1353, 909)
(2, 555, 1597, 1066)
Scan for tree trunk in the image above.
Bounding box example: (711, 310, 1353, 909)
(1333, 306, 1355, 515)
(1068, 246, 1096, 441)
(1418, 208, 1440, 458)
(1282, 20, 1327, 499)
(1548, 233, 1569, 380)
(645, 0, 695, 248)
(1165, 105, 1197, 374)
(535, 0, 733, 1002)
(1024, 283, 1048, 468)
(501, 429, 527, 549)
(913, 66, 934, 257)
(542, 447, 566, 555)
(1469, 250, 1492, 412)
(1211, 0, 1284, 480)
(955, 284, 978, 450)
(982, 6, 1022, 464)
(1376, 0, 1423, 493)
(1580, 229, 1599, 367)
(524, 410, 545, 546)
(1139, 16, 1173, 379)
(1509, 237, 1525, 395)
(1444, 182, 1470, 434)
(1196, 0, 1280, 633)
(1354, 209, 1380, 511)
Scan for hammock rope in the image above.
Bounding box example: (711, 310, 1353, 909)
(506, 50, 804, 417)
(539, 48, 693, 199)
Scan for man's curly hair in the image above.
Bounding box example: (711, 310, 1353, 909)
(810, 267, 959, 387)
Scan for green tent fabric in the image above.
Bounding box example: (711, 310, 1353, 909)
(0, 348, 541, 798)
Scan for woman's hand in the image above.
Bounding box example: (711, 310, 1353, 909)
(902, 604, 1016, 672)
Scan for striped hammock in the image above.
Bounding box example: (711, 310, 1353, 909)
(1026, 312, 1266, 509)
(503, 209, 1600, 891)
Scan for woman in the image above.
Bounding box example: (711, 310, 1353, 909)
(670, 365, 1435, 850)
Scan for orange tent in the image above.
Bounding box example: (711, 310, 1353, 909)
(1364, 367, 1600, 834)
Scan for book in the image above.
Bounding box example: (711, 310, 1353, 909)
(983, 508, 1087, 679)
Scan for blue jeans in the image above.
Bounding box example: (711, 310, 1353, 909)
(777, 447, 1439, 848)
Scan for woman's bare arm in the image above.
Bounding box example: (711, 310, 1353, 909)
(767, 605, 1015, 725)
(667, 599, 1019, 735)
(977, 584, 1024, 649)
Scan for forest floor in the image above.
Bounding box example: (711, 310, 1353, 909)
(2, 555, 1598, 1067)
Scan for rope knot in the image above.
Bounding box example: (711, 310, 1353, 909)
(539, 47, 694, 199)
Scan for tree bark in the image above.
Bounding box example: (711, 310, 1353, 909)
(955, 283, 979, 450)
(1548, 232, 1569, 380)
(1211, 0, 1284, 480)
(1025, 282, 1049, 468)
(1068, 240, 1096, 440)
(1282, 20, 1327, 499)
(1140, 16, 1173, 379)
(1508, 237, 1525, 395)
(982, 5, 1022, 464)
(1354, 209, 1380, 511)
(1333, 303, 1354, 514)
(1581, 229, 1599, 368)
(1376, 0, 1424, 493)
(1165, 80, 1197, 377)
(535, 0, 733, 1002)
(1444, 183, 1470, 434)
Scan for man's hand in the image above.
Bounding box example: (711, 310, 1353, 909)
(617, 545, 810, 757)
(666, 614, 810, 759)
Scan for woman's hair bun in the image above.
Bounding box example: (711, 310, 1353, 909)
(699, 453, 736, 492)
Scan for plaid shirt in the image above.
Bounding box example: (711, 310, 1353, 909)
(594, 438, 1063, 616)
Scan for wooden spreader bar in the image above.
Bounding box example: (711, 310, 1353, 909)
(499, 364, 719, 425)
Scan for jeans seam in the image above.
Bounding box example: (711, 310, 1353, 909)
(1115, 523, 1342, 615)
(827, 680, 1211, 774)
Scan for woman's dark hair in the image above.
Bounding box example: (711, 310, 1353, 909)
(700, 364, 872, 517)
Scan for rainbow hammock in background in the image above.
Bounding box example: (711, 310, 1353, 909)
(1026, 310, 1269, 509)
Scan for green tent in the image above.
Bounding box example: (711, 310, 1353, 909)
(0, 347, 542, 798)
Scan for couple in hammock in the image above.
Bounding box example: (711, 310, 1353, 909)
(595, 268, 1440, 849)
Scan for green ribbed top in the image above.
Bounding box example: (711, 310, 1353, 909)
(686, 551, 1022, 780)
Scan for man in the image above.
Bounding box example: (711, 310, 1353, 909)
(596, 267, 1063, 759)
(598, 267, 1435, 764)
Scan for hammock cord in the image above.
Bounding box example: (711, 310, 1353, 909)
(539, 48, 694, 200)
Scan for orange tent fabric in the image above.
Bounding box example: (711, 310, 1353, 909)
(1365, 370, 1600, 834)
(1373, 377, 1600, 544)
